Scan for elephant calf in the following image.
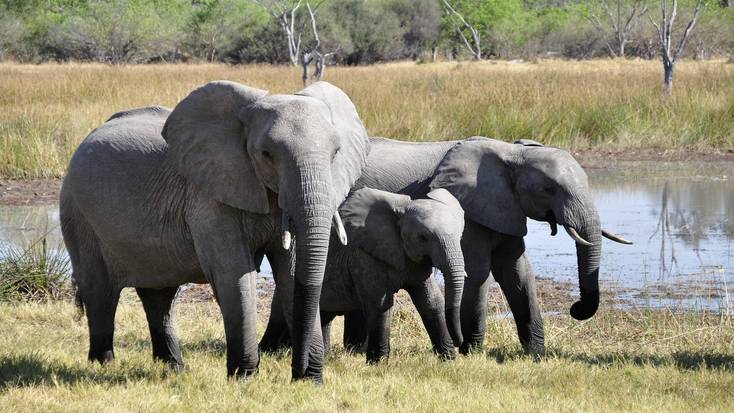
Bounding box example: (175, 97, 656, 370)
(266, 187, 467, 363)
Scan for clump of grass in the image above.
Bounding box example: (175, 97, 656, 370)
(0, 235, 72, 302)
(0, 60, 732, 179)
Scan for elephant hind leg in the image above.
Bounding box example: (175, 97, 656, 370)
(259, 289, 292, 354)
(77, 259, 121, 364)
(342, 310, 367, 353)
(136, 287, 184, 371)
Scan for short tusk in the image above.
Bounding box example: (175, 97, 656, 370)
(602, 229, 633, 245)
(333, 211, 348, 246)
(549, 221, 558, 236)
(564, 225, 593, 246)
(281, 212, 292, 250)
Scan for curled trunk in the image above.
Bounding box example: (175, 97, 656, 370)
(562, 197, 602, 321)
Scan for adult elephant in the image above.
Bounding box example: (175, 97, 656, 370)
(60, 80, 369, 383)
(262, 136, 630, 355)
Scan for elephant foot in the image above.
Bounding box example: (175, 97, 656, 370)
(229, 367, 258, 380)
(459, 341, 483, 356)
(292, 369, 323, 386)
(88, 349, 114, 364)
(523, 342, 546, 362)
(165, 360, 186, 373)
(436, 348, 456, 361)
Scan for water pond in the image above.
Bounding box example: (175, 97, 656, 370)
(1, 161, 732, 312)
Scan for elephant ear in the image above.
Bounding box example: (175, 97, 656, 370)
(430, 137, 527, 237)
(340, 188, 411, 270)
(426, 188, 463, 213)
(162, 81, 270, 213)
(296, 81, 370, 210)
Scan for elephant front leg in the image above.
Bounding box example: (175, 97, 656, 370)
(492, 240, 545, 356)
(342, 310, 368, 352)
(259, 286, 292, 353)
(212, 270, 260, 377)
(460, 225, 493, 355)
(406, 279, 455, 360)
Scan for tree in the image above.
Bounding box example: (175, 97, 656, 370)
(442, 0, 482, 60)
(587, 0, 649, 58)
(256, 0, 306, 66)
(300, 0, 334, 84)
(649, 0, 703, 94)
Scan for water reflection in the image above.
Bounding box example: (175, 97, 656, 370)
(1, 161, 732, 311)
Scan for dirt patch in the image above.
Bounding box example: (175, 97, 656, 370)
(0, 179, 62, 206)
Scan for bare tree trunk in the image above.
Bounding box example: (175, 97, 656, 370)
(442, 0, 481, 60)
(588, 0, 648, 58)
(650, 0, 702, 95)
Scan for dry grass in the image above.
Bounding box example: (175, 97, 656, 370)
(1, 59, 733, 178)
(0, 294, 732, 412)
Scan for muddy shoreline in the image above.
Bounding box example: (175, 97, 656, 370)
(2, 150, 733, 207)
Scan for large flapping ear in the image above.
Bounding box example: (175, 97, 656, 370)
(430, 137, 527, 237)
(339, 188, 411, 270)
(162, 81, 269, 213)
(296, 81, 370, 210)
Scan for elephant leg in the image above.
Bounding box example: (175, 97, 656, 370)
(75, 252, 121, 364)
(492, 239, 545, 356)
(190, 211, 260, 378)
(136, 286, 184, 370)
(320, 312, 337, 353)
(342, 310, 367, 353)
(363, 295, 393, 364)
(260, 286, 292, 353)
(406, 278, 455, 360)
(460, 221, 494, 355)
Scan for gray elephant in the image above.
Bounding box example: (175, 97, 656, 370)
(60, 80, 370, 383)
(311, 187, 465, 362)
(263, 136, 631, 356)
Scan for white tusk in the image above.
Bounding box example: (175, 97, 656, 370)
(564, 225, 593, 246)
(281, 212, 292, 250)
(333, 211, 348, 246)
(602, 229, 633, 245)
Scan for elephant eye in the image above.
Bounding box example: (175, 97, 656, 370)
(417, 234, 429, 243)
(262, 150, 272, 160)
(544, 186, 556, 195)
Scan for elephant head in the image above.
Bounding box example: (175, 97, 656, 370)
(340, 187, 467, 346)
(430, 137, 630, 321)
(162, 81, 369, 380)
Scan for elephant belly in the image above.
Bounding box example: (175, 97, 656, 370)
(320, 259, 361, 313)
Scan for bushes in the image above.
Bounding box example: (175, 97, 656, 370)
(0, 236, 71, 302)
(0, 1, 731, 64)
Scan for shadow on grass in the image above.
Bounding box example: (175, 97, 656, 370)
(484, 347, 734, 372)
(0, 353, 161, 388)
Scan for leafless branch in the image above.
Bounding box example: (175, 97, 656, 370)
(442, 0, 481, 60)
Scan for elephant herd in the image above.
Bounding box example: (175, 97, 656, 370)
(60, 80, 631, 384)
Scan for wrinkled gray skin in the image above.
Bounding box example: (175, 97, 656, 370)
(303, 187, 465, 362)
(263, 136, 629, 356)
(60, 80, 369, 383)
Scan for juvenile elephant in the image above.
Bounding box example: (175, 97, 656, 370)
(263, 136, 630, 356)
(60, 80, 370, 383)
(316, 187, 466, 362)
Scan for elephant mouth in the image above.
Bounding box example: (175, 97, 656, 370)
(544, 210, 558, 236)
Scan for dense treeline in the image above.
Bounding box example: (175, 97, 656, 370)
(0, 0, 732, 64)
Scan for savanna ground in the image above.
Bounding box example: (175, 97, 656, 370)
(1, 60, 734, 411)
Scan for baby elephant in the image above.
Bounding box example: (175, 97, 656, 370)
(314, 187, 467, 362)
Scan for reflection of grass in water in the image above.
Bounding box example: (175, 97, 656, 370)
(0, 231, 71, 302)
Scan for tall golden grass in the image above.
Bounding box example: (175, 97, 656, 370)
(1, 59, 732, 178)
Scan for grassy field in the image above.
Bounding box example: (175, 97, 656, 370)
(1, 59, 733, 178)
(0, 293, 732, 412)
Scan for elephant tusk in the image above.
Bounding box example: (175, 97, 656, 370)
(564, 225, 593, 246)
(602, 229, 633, 245)
(549, 221, 558, 236)
(333, 211, 348, 246)
(281, 212, 292, 250)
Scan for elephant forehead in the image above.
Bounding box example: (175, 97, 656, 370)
(524, 148, 588, 186)
(405, 200, 465, 234)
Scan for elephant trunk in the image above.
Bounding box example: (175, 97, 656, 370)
(561, 196, 602, 321)
(289, 162, 333, 382)
(438, 237, 466, 347)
